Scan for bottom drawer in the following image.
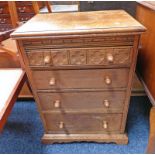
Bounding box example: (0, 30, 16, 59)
(44, 113, 122, 134)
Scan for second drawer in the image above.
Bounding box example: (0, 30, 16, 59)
(38, 91, 126, 112)
(32, 68, 129, 90)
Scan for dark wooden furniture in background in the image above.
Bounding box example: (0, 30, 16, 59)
(136, 1, 155, 153)
(11, 10, 145, 143)
(0, 1, 44, 30)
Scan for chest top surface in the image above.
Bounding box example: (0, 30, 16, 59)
(11, 10, 145, 39)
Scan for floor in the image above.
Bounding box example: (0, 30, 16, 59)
(0, 96, 151, 154)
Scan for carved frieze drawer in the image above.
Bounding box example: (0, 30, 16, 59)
(26, 46, 132, 67)
(23, 36, 134, 49)
(44, 113, 122, 134)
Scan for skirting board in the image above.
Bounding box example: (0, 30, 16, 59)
(42, 133, 128, 145)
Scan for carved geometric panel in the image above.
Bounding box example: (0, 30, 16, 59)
(87, 49, 106, 65)
(70, 50, 86, 65)
(27, 52, 44, 66)
(51, 50, 68, 66)
(113, 47, 131, 64)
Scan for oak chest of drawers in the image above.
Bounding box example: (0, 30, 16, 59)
(11, 10, 145, 144)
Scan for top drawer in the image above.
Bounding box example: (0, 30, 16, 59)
(26, 46, 132, 68)
(22, 35, 134, 49)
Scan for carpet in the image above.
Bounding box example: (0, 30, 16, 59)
(0, 96, 151, 154)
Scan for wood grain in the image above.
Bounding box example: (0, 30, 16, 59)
(38, 91, 126, 112)
(44, 113, 122, 134)
(32, 69, 129, 90)
(11, 10, 145, 38)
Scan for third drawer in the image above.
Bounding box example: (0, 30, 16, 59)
(38, 91, 126, 112)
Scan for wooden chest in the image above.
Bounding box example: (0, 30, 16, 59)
(11, 10, 145, 144)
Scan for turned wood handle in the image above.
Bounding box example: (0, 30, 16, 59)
(103, 121, 108, 129)
(44, 55, 51, 64)
(105, 76, 111, 85)
(0, 19, 6, 24)
(0, 8, 3, 13)
(54, 100, 60, 108)
(103, 100, 110, 108)
(18, 7, 26, 13)
(59, 121, 64, 129)
(107, 53, 114, 63)
(49, 78, 55, 86)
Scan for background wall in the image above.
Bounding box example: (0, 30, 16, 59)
(51, 1, 137, 17)
(80, 1, 137, 17)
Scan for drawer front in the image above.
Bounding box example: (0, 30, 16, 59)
(16, 1, 44, 7)
(18, 14, 34, 22)
(16, 1, 32, 6)
(32, 69, 129, 90)
(26, 47, 132, 67)
(23, 35, 134, 49)
(38, 91, 126, 112)
(0, 4, 9, 14)
(17, 5, 34, 13)
(44, 113, 122, 134)
(0, 24, 13, 31)
(0, 15, 11, 24)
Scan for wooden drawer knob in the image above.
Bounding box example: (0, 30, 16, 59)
(49, 78, 55, 86)
(103, 121, 108, 129)
(0, 18, 6, 24)
(107, 53, 114, 63)
(59, 121, 64, 129)
(44, 55, 51, 64)
(18, 7, 26, 13)
(0, 8, 3, 13)
(54, 100, 60, 108)
(103, 100, 110, 108)
(105, 76, 111, 85)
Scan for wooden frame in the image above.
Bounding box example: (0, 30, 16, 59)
(136, 2, 155, 153)
(0, 69, 26, 132)
(11, 10, 145, 144)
